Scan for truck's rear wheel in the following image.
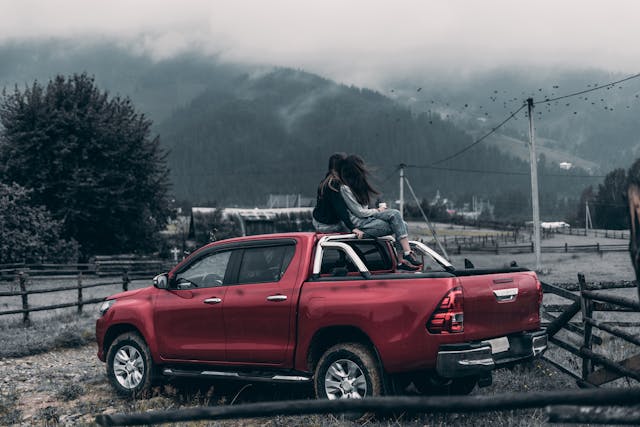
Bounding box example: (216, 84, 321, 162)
(106, 332, 154, 397)
(314, 343, 382, 400)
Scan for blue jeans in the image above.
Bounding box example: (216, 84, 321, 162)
(353, 209, 408, 240)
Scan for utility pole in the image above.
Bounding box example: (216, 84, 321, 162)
(399, 164, 405, 220)
(527, 98, 542, 271)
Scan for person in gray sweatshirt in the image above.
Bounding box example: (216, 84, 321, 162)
(339, 154, 421, 270)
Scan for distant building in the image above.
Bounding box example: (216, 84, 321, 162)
(190, 207, 313, 238)
(541, 221, 570, 231)
(559, 162, 573, 170)
(267, 194, 315, 208)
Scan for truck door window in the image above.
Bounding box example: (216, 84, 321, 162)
(175, 251, 232, 288)
(237, 245, 295, 284)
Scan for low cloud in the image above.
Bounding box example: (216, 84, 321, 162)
(1, 0, 639, 87)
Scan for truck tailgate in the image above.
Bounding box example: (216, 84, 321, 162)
(457, 271, 540, 340)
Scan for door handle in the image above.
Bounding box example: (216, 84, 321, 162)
(266, 295, 287, 302)
(204, 297, 222, 304)
(493, 288, 518, 302)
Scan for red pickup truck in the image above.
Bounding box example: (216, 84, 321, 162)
(96, 232, 546, 399)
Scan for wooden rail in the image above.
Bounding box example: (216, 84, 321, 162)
(0, 259, 170, 281)
(542, 274, 640, 388)
(95, 387, 640, 426)
(441, 242, 628, 255)
(0, 271, 135, 324)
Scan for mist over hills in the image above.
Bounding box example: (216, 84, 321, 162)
(387, 68, 640, 171)
(0, 41, 608, 218)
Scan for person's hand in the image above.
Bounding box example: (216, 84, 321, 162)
(352, 228, 364, 239)
(377, 202, 387, 212)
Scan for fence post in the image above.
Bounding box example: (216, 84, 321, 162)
(122, 270, 130, 292)
(531, 241, 534, 253)
(578, 273, 594, 380)
(77, 272, 83, 314)
(565, 242, 568, 253)
(18, 272, 30, 326)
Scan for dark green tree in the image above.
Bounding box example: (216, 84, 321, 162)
(0, 74, 170, 255)
(593, 168, 627, 229)
(0, 182, 78, 263)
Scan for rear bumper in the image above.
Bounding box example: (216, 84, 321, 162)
(436, 330, 547, 378)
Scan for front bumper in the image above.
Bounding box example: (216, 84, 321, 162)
(436, 330, 547, 378)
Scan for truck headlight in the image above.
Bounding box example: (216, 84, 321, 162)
(99, 299, 116, 316)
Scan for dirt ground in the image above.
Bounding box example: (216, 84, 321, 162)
(0, 344, 576, 426)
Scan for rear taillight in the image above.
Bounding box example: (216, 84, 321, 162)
(536, 279, 543, 306)
(427, 286, 464, 334)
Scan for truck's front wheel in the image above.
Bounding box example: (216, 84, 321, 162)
(106, 332, 154, 397)
(314, 342, 382, 400)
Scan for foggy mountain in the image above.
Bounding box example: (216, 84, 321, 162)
(158, 67, 592, 216)
(0, 41, 603, 217)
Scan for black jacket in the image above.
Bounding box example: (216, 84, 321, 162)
(312, 176, 356, 231)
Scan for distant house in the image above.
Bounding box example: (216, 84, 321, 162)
(525, 221, 570, 232)
(541, 221, 570, 231)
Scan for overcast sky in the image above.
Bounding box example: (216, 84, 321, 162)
(1, 0, 638, 86)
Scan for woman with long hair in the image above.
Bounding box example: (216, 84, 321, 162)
(312, 152, 365, 237)
(339, 154, 421, 270)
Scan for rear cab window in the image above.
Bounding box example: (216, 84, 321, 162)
(319, 239, 394, 276)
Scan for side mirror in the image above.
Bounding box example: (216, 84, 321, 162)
(153, 273, 169, 289)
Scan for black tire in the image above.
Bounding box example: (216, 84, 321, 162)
(106, 332, 154, 397)
(314, 342, 382, 400)
(412, 373, 477, 396)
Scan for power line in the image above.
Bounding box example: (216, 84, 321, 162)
(404, 163, 605, 179)
(429, 71, 640, 166)
(430, 103, 527, 165)
(535, 72, 640, 105)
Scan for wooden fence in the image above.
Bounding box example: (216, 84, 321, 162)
(542, 274, 640, 388)
(0, 271, 135, 325)
(440, 241, 628, 256)
(557, 227, 629, 240)
(0, 257, 168, 282)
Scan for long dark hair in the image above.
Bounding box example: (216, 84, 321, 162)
(340, 154, 379, 206)
(319, 152, 346, 195)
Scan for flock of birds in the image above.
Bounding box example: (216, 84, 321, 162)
(391, 77, 640, 124)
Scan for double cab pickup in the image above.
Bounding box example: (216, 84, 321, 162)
(96, 232, 547, 399)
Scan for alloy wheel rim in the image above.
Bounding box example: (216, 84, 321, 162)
(324, 359, 367, 399)
(113, 345, 145, 389)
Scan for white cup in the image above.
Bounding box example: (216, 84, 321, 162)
(378, 202, 387, 209)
